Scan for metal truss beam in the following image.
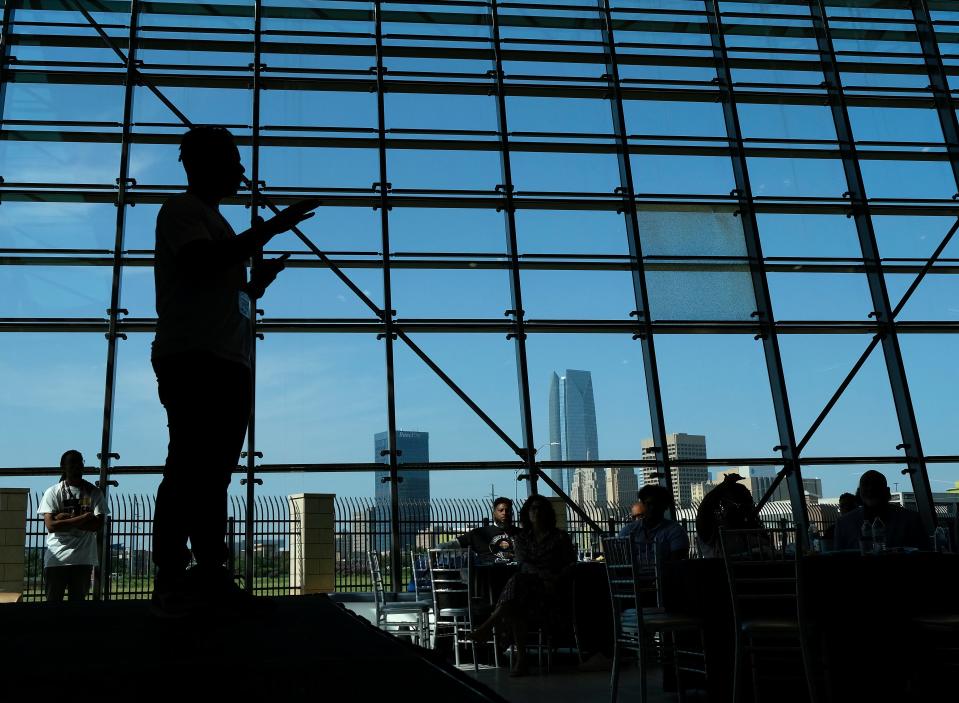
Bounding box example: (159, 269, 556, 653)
(93, 0, 139, 601)
(597, 0, 674, 508)
(703, 0, 809, 539)
(805, 0, 937, 532)
(489, 0, 540, 499)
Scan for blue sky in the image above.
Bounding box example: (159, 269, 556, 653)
(1, 2, 958, 504)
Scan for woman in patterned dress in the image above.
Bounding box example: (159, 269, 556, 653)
(470, 494, 576, 675)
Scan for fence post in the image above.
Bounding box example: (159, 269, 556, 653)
(289, 493, 335, 594)
(545, 497, 568, 531)
(0, 489, 28, 603)
(227, 516, 236, 577)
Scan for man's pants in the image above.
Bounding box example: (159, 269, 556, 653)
(152, 352, 252, 578)
(45, 565, 93, 602)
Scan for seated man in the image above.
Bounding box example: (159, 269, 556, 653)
(445, 497, 519, 560)
(823, 491, 858, 542)
(618, 484, 689, 562)
(626, 499, 646, 524)
(834, 470, 927, 551)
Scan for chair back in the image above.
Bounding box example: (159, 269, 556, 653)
(719, 527, 798, 625)
(427, 548, 472, 617)
(410, 549, 432, 599)
(368, 550, 388, 623)
(603, 536, 661, 641)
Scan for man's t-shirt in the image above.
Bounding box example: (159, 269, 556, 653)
(152, 193, 252, 367)
(618, 518, 690, 561)
(457, 524, 520, 558)
(37, 481, 108, 568)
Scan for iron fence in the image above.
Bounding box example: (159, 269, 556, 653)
(23, 492, 300, 602)
(22, 494, 955, 599)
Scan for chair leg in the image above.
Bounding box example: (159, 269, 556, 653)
(639, 636, 648, 703)
(492, 627, 500, 669)
(453, 617, 461, 667)
(673, 631, 686, 703)
(538, 630, 544, 670)
(610, 639, 621, 703)
(732, 633, 743, 703)
(748, 637, 762, 703)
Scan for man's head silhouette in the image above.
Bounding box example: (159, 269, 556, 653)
(179, 126, 245, 201)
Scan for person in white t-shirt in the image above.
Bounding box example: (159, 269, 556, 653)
(37, 450, 108, 602)
(150, 126, 318, 616)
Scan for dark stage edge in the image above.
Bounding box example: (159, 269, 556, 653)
(0, 595, 508, 699)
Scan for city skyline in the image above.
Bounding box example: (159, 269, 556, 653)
(548, 369, 605, 504)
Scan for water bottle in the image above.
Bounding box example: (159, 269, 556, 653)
(859, 519, 873, 555)
(807, 524, 822, 554)
(871, 518, 886, 553)
(931, 526, 950, 553)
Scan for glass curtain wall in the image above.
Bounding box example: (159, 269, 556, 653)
(2, 0, 958, 583)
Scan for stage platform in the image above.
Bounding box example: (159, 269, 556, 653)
(0, 595, 507, 700)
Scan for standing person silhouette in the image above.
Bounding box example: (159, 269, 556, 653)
(150, 126, 318, 616)
(37, 450, 108, 603)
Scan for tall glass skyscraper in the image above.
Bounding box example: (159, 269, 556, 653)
(374, 430, 430, 552)
(548, 370, 604, 502)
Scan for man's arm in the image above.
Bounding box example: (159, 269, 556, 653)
(667, 523, 691, 560)
(175, 201, 318, 280)
(43, 512, 97, 533)
(78, 513, 104, 533)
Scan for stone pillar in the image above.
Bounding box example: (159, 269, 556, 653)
(546, 496, 568, 532)
(0, 489, 28, 603)
(289, 493, 335, 594)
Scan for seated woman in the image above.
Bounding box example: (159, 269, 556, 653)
(695, 473, 762, 558)
(469, 495, 576, 675)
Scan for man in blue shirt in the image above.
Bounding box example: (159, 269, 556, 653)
(618, 484, 690, 562)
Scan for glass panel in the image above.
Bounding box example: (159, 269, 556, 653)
(640, 209, 756, 321)
(394, 333, 522, 463)
(516, 209, 631, 257)
(390, 208, 506, 255)
(255, 333, 387, 465)
(757, 213, 863, 260)
(521, 269, 635, 320)
(631, 155, 735, 195)
(263, 264, 383, 319)
(656, 335, 781, 459)
(746, 157, 847, 198)
(0, 334, 107, 483)
(388, 148, 501, 191)
(4, 202, 118, 250)
(779, 335, 903, 458)
(859, 160, 956, 201)
(390, 268, 510, 319)
(0, 265, 113, 317)
(524, 333, 651, 499)
(767, 272, 875, 321)
(899, 335, 959, 457)
(110, 334, 170, 470)
(0, 140, 121, 185)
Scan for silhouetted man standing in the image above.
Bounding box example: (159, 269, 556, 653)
(150, 126, 317, 616)
(38, 450, 107, 602)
